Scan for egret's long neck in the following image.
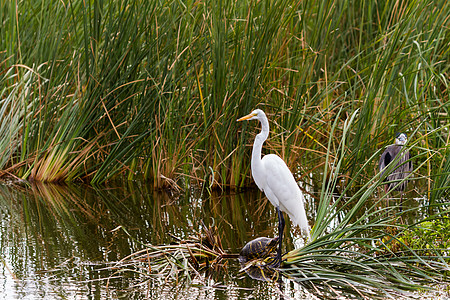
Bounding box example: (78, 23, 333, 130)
(251, 117, 269, 167)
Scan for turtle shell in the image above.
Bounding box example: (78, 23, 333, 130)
(238, 236, 279, 264)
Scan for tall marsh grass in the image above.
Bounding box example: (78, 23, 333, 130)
(0, 0, 449, 194)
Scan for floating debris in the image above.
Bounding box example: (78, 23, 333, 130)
(107, 224, 237, 286)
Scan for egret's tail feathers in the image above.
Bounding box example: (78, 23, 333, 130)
(289, 202, 311, 242)
(297, 215, 311, 242)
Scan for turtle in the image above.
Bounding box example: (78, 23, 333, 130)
(238, 236, 279, 264)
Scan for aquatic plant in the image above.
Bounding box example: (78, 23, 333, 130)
(0, 0, 448, 189)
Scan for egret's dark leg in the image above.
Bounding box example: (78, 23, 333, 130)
(268, 207, 285, 268)
(277, 207, 285, 263)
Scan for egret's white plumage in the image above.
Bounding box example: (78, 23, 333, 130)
(259, 154, 309, 232)
(238, 109, 310, 243)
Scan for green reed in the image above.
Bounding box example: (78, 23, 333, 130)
(0, 0, 448, 192)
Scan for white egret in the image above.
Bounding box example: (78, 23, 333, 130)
(237, 109, 310, 267)
(379, 133, 412, 192)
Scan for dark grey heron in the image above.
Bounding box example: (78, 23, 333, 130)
(379, 133, 412, 192)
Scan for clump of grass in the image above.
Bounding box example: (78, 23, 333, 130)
(380, 216, 450, 256)
(0, 0, 448, 189)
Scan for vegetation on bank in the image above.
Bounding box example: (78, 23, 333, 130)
(0, 0, 449, 196)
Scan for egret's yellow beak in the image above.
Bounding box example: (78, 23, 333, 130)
(237, 112, 256, 122)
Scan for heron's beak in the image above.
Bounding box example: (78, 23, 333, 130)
(398, 135, 407, 143)
(237, 113, 256, 122)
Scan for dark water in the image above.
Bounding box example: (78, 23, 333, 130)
(0, 181, 435, 299)
(0, 182, 309, 299)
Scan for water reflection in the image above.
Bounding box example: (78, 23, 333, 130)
(0, 183, 133, 299)
(0, 182, 294, 299)
(0, 180, 433, 299)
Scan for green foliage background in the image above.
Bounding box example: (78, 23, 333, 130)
(0, 0, 449, 194)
